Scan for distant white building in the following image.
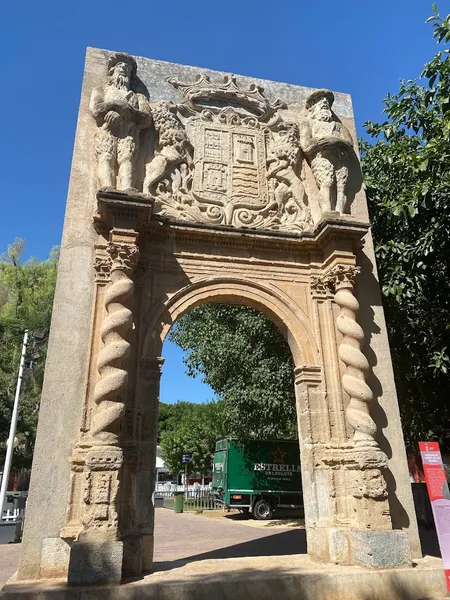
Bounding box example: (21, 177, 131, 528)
(156, 446, 170, 483)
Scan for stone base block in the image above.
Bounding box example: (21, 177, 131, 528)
(40, 538, 71, 579)
(141, 534, 154, 572)
(350, 529, 412, 569)
(309, 527, 412, 568)
(122, 536, 142, 576)
(2, 555, 446, 600)
(120, 533, 154, 575)
(67, 541, 123, 584)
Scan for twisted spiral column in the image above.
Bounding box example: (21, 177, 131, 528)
(326, 265, 386, 464)
(90, 241, 139, 445)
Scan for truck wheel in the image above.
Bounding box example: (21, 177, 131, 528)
(253, 499, 273, 520)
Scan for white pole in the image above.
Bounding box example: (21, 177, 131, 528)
(0, 330, 28, 519)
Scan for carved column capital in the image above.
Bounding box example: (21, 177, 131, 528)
(325, 264, 360, 292)
(93, 254, 112, 283)
(107, 240, 139, 274)
(310, 275, 331, 299)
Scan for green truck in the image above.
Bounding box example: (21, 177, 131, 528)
(211, 438, 303, 520)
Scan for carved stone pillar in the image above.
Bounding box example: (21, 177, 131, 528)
(66, 233, 138, 584)
(90, 239, 138, 443)
(119, 356, 164, 576)
(294, 365, 324, 535)
(63, 191, 153, 585)
(133, 357, 164, 574)
(325, 264, 391, 529)
(310, 275, 346, 442)
(306, 263, 413, 568)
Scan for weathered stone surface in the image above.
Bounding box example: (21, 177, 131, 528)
(90, 49, 365, 233)
(350, 529, 412, 569)
(40, 539, 71, 579)
(17, 49, 100, 575)
(91, 52, 151, 190)
(328, 528, 350, 564)
(14, 47, 421, 591)
(141, 534, 154, 572)
(67, 541, 123, 584)
(300, 89, 361, 214)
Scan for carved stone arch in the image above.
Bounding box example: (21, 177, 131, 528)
(14, 50, 423, 595)
(141, 276, 320, 367)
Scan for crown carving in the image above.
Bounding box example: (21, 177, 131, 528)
(167, 72, 286, 120)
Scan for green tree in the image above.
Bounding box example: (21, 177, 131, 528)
(0, 239, 58, 468)
(169, 305, 297, 441)
(157, 400, 197, 442)
(361, 6, 450, 450)
(159, 401, 226, 475)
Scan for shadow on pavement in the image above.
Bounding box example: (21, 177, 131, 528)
(153, 528, 307, 573)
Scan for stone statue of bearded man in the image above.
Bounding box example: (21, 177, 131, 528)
(90, 52, 151, 191)
(300, 89, 355, 215)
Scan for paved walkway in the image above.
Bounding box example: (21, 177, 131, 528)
(0, 544, 20, 589)
(152, 509, 306, 571)
(0, 508, 306, 587)
(0, 510, 441, 588)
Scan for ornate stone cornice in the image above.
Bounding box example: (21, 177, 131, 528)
(142, 215, 370, 259)
(94, 189, 155, 233)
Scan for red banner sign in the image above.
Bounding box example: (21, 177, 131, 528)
(419, 441, 450, 591)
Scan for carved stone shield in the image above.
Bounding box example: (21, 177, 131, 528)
(192, 119, 269, 225)
(151, 73, 313, 233)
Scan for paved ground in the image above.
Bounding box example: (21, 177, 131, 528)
(0, 544, 20, 589)
(152, 508, 307, 572)
(0, 508, 307, 587)
(0, 509, 441, 589)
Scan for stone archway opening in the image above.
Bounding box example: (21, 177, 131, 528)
(138, 280, 318, 574)
(151, 300, 308, 568)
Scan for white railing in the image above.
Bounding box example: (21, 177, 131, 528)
(155, 483, 211, 494)
(1, 508, 24, 523)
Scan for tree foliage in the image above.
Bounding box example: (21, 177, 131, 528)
(361, 6, 450, 450)
(158, 401, 226, 475)
(0, 239, 58, 468)
(169, 305, 297, 441)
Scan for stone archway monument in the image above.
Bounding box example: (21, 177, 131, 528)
(5, 48, 444, 597)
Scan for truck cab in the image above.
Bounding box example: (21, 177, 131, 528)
(211, 438, 303, 520)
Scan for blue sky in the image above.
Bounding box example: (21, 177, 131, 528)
(0, 0, 441, 404)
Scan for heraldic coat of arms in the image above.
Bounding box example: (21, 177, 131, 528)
(142, 73, 314, 233)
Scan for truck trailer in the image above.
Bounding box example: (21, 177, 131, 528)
(211, 438, 303, 520)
